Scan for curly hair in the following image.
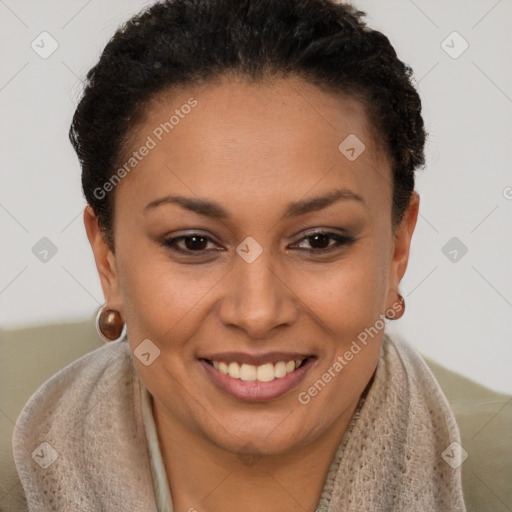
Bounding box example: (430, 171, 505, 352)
(69, 0, 426, 251)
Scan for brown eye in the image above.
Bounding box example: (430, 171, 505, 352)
(163, 234, 220, 255)
(307, 233, 331, 250)
(181, 235, 209, 251)
(292, 231, 355, 253)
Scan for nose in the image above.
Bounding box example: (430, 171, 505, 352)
(218, 251, 299, 339)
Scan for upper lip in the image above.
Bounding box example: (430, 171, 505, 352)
(200, 352, 315, 366)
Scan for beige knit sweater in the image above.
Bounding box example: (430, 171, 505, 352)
(12, 332, 467, 511)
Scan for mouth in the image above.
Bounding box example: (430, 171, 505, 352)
(205, 357, 308, 381)
(198, 354, 316, 402)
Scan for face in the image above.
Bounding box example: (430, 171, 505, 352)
(85, 75, 419, 457)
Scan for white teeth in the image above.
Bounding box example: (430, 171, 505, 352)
(274, 361, 287, 378)
(256, 363, 275, 382)
(239, 364, 257, 381)
(210, 358, 306, 382)
(228, 362, 240, 379)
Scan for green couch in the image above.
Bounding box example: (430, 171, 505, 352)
(1, 319, 510, 511)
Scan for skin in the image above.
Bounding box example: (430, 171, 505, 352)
(85, 75, 419, 512)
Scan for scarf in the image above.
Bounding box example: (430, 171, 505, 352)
(12, 332, 466, 511)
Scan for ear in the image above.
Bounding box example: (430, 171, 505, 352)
(386, 190, 420, 308)
(83, 205, 124, 314)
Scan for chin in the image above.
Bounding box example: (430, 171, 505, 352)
(199, 411, 317, 457)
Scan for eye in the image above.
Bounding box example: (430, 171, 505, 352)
(291, 230, 355, 253)
(162, 233, 222, 255)
(162, 229, 355, 257)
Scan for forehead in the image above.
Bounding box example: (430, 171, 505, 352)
(115, 76, 392, 217)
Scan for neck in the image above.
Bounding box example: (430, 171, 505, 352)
(152, 396, 360, 512)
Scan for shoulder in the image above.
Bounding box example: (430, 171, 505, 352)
(12, 340, 134, 452)
(381, 331, 512, 512)
(10, 340, 155, 510)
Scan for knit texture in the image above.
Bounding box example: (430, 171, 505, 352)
(12, 332, 466, 511)
(139, 371, 369, 512)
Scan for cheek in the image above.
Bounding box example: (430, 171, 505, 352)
(294, 239, 389, 341)
(119, 254, 214, 343)
(294, 251, 388, 416)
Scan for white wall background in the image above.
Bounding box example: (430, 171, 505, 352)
(0, 0, 511, 394)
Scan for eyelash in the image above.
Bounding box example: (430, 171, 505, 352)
(162, 230, 356, 256)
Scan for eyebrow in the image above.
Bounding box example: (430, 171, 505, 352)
(144, 187, 364, 219)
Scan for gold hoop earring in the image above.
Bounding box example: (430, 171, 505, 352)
(95, 305, 127, 342)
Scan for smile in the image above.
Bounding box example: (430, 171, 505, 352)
(199, 356, 316, 402)
(208, 359, 305, 382)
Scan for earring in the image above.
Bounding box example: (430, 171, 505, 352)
(95, 305, 127, 342)
(385, 292, 405, 320)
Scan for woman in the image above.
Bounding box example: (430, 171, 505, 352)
(12, 0, 467, 510)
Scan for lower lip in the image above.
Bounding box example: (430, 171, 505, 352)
(199, 358, 315, 402)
